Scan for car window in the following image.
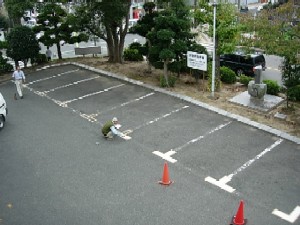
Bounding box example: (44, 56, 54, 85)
(239, 55, 252, 64)
(254, 55, 265, 64)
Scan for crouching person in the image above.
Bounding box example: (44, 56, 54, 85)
(102, 117, 124, 140)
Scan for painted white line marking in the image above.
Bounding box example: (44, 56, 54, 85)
(64, 84, 125, 104)
(226, 138, 283, 180)
(175, 121, 232, 153)
(153, 121, 232, 163)
(44, 77, 99, 93)
(205, 176, 236, 193)
(79, 93, 155, 123)
(133, 105, 190, 131)
(205, 139, 283, 193)
(153, 150, 177, 163)
(272, 206, 300, 223)
(28, 69, 79, 84)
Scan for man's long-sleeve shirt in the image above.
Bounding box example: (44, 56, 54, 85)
(12, 70, 25, 80)
(110, 125, 124, 137)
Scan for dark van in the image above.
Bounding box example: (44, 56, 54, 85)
(220, 54, 266, 76)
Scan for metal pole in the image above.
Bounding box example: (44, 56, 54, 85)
(211, 2, 216, 98)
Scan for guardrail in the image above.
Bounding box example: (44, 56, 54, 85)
(74, 46, 101, 56)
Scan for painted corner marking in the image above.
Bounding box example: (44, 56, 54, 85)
(204, 176, 235, 193)
(272, 206, 300, 223)
(153, 150, 177, 163)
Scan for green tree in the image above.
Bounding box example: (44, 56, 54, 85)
(4, 0, 35, 27)
(0, 16, 9, 31)
(6, 26, 40, 67)
(239, 0, 300, 105)
(194, 1, 240, 91)
(72, 0, 131, 63)
(146, 0, 205, 87)
(130, 2, 159, 72)
(33, 3, 88, 59)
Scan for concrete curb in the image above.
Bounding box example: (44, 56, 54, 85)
(25, 61, 300, 145)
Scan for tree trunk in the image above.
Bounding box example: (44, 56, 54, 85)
(163, 59, 169, 87)
(146, 39, 152, 73)
(106, 26, 125, 64)
(56, 42, 62, 59)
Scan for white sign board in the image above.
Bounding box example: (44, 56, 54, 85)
(187, 51, 207, 71)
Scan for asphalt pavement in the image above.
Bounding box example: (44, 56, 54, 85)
(0, 63, 299, 225)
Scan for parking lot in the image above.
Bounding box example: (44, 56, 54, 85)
(0, 63, 299, 225)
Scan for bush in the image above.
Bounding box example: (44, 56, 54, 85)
(239, 75, 253, 85)
(31, 53, 48, 65)
(128, 42, 142, 50)
(287, 85, 300, 101)
(160, 75, 176, 87)
(220, 66, 236, 84)
(0, 41, 8, 49)
(123, 48, 143, 61)
(263, 79, 280, 95)
(153, 61, 164, 70)
(0, 63, 13, 74)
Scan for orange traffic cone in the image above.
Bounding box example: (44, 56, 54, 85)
(230, 200, 247, 225)
(158, 162, 173, 185)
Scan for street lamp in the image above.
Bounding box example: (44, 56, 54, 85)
(211, 1, 217, 98)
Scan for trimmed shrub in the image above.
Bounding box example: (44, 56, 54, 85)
(287, 85, 300, 101)
(239, 74, 253, 85)
(128, 42, 141, 50)
(0, 63, 13, 74)
(124, 48, 143, 61)
(220, 66, 236, 84)
(160, 75, 176, 87)
(263, 79, 280, 95)
(0, 41, 8, 49)
(153, 61, 164, 70)
(124, 42, 143, 62)
(31, 53, 48, 65)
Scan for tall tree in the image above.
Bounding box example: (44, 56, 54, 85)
(146, 0, 206, 86)
(6, 26, 40, 67)
(130, 2, 159, 72)
(72, 0, 131, 63)
(33, 3, 88, 59)
(4, 0, 35, 26)
(239, 0, 300, 105)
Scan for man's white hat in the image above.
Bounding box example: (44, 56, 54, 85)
(112, 117, 118, 122)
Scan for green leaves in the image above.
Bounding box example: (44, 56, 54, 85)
(6, 26, 40, 63)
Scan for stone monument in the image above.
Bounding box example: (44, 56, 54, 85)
(247, 65, 267, 99)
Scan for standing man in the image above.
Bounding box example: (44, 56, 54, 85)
(46, 47, 52, 62)
(12, 66, 26, 100)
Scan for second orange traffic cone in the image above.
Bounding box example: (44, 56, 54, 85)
(158, 162, 173, 185)
(230, 200, 247, 225)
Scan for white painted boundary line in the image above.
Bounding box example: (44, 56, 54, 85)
(39, 62, 300, 144)
(80, 92, 156, 123)
(28, 69, 79, 84)
(153, 121, 232, 163)
(132, 105, 190, 131)
(44, 76, 99, 93)
(205, 139, 283, 193)
(63, 84, 125, 105)
(272, 206, 300, 223)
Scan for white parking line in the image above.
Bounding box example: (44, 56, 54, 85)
(132, 106, 190, 131)
(272, 206, 300, 223)
(44, 76, 99, 93)
(153, 121, 232, 163)
(63, 84, 125, 105)
(80, 92, 155, 123)
(28, 69, 79, 84)
(205, 138, 283, 193)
